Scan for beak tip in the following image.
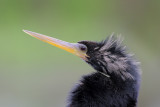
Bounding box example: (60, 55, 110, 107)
(23, 29, 30, 34)
(23, 30, 36, 37)
(23, 29, 26, 32)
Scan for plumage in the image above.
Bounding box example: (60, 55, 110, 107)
(68, 36, 141, 107)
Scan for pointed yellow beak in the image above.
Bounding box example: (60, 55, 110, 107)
(23, 30, 88, 60)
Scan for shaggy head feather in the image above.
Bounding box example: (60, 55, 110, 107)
(78, 35, 140, 80)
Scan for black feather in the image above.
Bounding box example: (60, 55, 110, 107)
(68, 35, 141, 107)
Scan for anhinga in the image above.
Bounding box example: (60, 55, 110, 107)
(23, 30, 141, 107)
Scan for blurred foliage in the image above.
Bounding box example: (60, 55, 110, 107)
(0, 0, 160, 107)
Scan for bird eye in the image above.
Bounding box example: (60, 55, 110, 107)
(79, 45, 87, 52)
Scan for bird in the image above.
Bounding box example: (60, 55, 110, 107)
(23, 30, 141, 107)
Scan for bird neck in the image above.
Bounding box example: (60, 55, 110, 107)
(68, 72, 139, 107)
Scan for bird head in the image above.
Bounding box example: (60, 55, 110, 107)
(24, 30, 139, 80)
(78, 36, 135, 80)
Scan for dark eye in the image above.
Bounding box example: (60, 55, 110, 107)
(80, 45, 87, 51)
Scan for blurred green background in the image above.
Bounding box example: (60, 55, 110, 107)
(0, 0, 160, 107)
